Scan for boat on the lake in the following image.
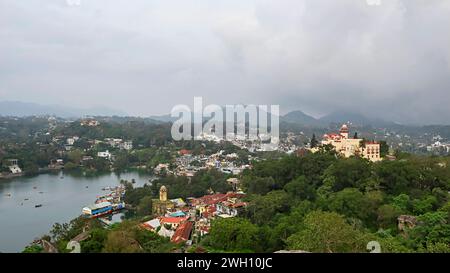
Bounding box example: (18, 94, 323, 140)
(82, 202, 113, 218)
(35, 204, 43, 208)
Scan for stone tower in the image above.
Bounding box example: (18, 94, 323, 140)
(159, 185, 168, 202)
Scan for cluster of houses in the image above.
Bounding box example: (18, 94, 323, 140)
(139, 185, 247, 246)
(50, 132, 133, 164)
(104, 138, 133, 151)
(54, 136, 133, 153)
(426, 138, 450, 154)
(154, 149, 252, 177)
(196, 132, 297, 153)
(80, 118, 100, 127)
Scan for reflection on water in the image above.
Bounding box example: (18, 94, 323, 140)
(0, 171, 154, 253)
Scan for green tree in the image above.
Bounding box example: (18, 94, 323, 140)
(137, 196, 153, 216)
(207, 218, 261, 252)
(81, 228, 108, 253)
(322, 157, 372, 191)
(22, 244, 44, 253)
(412, 195, 437, 215)
(410, 212, 450, 247)
(391, 194, 411, 213)
(284, 176, 316, 201)
(310, 134, 318, 148)
(243, 176, 276, 195)
(375, 161, 420, 194)
(67, 150, 83, 164)
(377, 204, 402, 229)
(327, 188, 372, 223)
(286, 211, 369, 253)
(245, 191, 292, 226)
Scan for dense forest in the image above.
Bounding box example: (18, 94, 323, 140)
(204, 149, 450, 253)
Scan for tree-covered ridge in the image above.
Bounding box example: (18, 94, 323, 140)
(214, 152, 450, 253)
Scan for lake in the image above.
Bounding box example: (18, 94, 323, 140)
(0, 171, 154, 253)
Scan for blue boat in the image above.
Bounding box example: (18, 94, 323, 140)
(82, 202, 113, 218)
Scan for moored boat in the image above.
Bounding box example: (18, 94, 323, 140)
(82, 202, 113, 218)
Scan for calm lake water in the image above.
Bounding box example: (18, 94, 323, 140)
(0, 171, 153, 253)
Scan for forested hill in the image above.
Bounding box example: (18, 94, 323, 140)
(205, 150, 450, 253)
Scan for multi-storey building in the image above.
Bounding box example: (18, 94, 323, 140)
(320, 124, 382, 162)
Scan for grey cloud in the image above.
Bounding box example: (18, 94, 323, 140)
(0, 0, 449, 124)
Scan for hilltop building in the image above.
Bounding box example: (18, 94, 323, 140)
(318, 124, 382, 162)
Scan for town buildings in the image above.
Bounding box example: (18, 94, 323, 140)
(80, 118, 100, 127)
(143, 185, 247, 246)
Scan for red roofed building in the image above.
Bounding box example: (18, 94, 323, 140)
(216, 199, 248, 217)
(160, 216, 189, 230)
(190, 192, 245, 207)
(179, 149, 192, 156)
(201, 206, 217, 219)
(190, 192, 246, 220)
(171, 221, 194, 244)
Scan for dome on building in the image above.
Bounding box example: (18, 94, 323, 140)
(160, 185, 167, 192)
(340, 124, 349, 132)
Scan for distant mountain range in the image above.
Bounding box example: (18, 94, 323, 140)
(149, 109, 397, 128)
(0, 101, 128, 118)
(281, 110, 319, 126)
(319, 111, 399, 127)
(0, 101, 419, 128)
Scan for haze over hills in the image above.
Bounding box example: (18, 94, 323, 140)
(0, 101, 128, 118)
(150, 109, 399, 128)
(281, 111, 319, 126)
(316, 111, 399, 128)
(0, 100, 444, 128)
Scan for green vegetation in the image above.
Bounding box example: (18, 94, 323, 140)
(39, 216, 177, 253)
(24, 150, 450, 253)
(203, 218, 261, 253)
(201, 152, 450, 253)
(22, 244, 44, 253)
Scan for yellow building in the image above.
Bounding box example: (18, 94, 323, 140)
(152, 185, 175, 215)
(320, 124, 381, 162)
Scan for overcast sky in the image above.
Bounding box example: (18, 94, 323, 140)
(1, 0, 449, 124)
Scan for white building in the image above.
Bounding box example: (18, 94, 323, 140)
(120, 141, 133, 151)
(97, 150, 112, 160)
(8, 159, 22, 174)
(67, 138, 76, 146)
